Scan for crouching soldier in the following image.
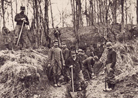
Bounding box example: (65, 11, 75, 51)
(82, 56, 98, 80)
(2, 27, 11, 50)
(66, 50, 84, 91)
(47, 41, 65, 87)
(104, 42, 116, 91)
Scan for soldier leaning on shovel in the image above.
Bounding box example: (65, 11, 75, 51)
(66, 50, 84, 91)
(14, 6, 29, 49)
(47, 41, 65, 87)
(103, 42, 117, 92)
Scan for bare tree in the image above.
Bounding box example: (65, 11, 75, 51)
(11, 0, 14, 28)
(121, 0, 124, 32)
(1, 0, 5, 27)
(137, 0, 138, 24)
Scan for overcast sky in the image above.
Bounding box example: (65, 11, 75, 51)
(0, 0, 137, 30)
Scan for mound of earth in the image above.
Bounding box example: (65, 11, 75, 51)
(0, 49, 70, 98)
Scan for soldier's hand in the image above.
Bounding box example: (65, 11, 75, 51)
(69, 65, 73, 68)
(104, 67, 106, 70)
(48, 64, 51, 67)
(21, 18, 26, 21)
(109, 68, 113, 72)
(63, 64, 65, 67)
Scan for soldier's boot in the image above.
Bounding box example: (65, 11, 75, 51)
(53, 77, 57, 87)
(77, 82, 82, 91)
(57, 75, 61, 87)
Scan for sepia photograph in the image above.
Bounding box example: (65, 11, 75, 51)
(0, 0, 138, 98)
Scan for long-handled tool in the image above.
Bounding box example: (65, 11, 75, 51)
(16, 21, 25, 46)
(70, 65, 77, 98)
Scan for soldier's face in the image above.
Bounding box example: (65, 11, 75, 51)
(54, 42, 58, 47)
(107, 46, 112, 50)
(71, 53, 76, 59)
(21, 9, 25, 13)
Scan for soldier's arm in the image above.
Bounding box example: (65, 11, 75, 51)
(15, 14, 21, 22)
(25, 16, 29, 25)
(47, 49, 52, 65)
(60, 50, 65, 66)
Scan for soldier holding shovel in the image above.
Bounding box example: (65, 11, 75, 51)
(14, 6, 29, 49)
(66, 50, 84, 91)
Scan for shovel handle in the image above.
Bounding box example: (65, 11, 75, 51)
(70, 65, 74, 92)
(16, 21, 24, 46)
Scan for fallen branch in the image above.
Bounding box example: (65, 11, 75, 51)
(31, 50, 48, 58)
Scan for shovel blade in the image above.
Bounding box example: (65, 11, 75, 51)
(70, 92, 77, 98)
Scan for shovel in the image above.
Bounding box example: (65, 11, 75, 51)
(16, 21, 25, 46)
(70, 65, 77, 98)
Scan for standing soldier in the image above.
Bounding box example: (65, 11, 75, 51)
(48, 41, 65, 87)
(53, 26, 61, 46)
(62, 44, 71, 82)
(14, 6, 29, 49)
(104, 42, 116, 91)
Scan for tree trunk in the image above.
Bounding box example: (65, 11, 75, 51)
(89, 0, 94, 25)
(49, 0, 54, 28)
(114, 0, 117, 23)
(34, 0, 40, 47)
(1, 0, 5, 27)
(77, 0, 83, 26)
(121, 0, 125, 43)
(121, 0, 124, 32)
(137, 0, 138, 24)
(44, 0, 50, 47)
(11, 0, 14, 28)
(16, 0, 17, 14)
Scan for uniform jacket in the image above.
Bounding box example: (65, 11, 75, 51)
(48, 47, 65, 69)
(63, 48, 71, 61)
(83, 56, 95, 68)
(66, 56, 82, 74)
(15, 12, 29, 25)
(106, 49, 116, 70)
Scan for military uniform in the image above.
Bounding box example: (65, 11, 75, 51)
(66, 55, 83, 91)
(14, 6, 29, 49)
(48, 46, 65, 86)
(82, 56, 95, 79)
(105, 42, 116, 90)
(62, 47, 71, 82)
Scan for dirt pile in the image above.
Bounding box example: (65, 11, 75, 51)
(0, 49, 48, 97)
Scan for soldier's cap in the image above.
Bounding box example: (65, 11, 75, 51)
(106, 42, 112, 47)
(71, 50, 76, 54)
(62, 44, 67, 48)
(20, 6, 25, 10)
(53, 41, 58, 45)
(93, 56, 98, 60)
(78, 49, 83, 52)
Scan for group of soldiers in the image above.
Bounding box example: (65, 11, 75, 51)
(47, 39, 117, 92)
(2, 6, 117, 92)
